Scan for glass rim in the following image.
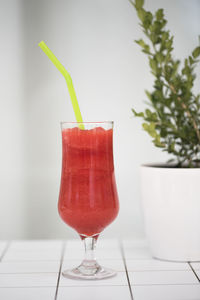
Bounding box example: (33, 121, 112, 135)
(60, 121, 114, 125)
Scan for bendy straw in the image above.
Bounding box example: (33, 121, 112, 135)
(38, 41, 84, 129)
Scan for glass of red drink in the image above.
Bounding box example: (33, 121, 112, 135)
(58, 122, 119, 279)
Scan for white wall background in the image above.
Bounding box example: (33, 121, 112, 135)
(0, 0, 199, 240)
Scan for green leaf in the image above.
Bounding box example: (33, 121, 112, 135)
(171, 61, 180, 79)
(156, 9, 164, 21)
(151, 21, 162, 35)
(132, 108, 144, 117)
(165, 37, 173, 49)
(142, 123, 149, 131)
(149, 123, 157, 137)
(155, 52, 164, 63)
(168, 142, 175, 152)
(162, 31, 169, 42)
(160, 19, 167, 29)
(143, 11, 153, 28)
(164, 52, 171, 63)
(135, 39, 151, 54)
(135, 0, 144, 9)
(149, 58, 157, 73)
(192, 46, 200, 58)
(145, 109, 152, 118)
(144, 109, 157, 122)
(135, 39, 145, 47)
(145, 90, 152, 100)
(160, 127, 167, 137)
(137, 8, 146, 22)
(142, 122, 158, 138)
(189, 56, 195, 65)
(153, 136, 165, 147)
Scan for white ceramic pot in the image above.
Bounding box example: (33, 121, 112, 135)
(140, 164, 200, 261)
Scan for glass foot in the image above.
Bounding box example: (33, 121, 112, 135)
(62, 263, 116, 280)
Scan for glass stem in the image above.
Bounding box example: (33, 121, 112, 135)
(84, 236, 97, 261)
(78, 234, 100, 275)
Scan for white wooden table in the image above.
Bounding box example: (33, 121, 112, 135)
(0, 239, 199, 300)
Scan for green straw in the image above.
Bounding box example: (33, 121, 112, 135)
(38, 41, 84, 129)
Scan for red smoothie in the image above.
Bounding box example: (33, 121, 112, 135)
(58, 126, 119, 236)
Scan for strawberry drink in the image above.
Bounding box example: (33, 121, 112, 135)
(58, 124, 119, 236)
(58, 122, 119, 280)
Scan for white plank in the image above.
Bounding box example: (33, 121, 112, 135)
(0, 273, 58, 287)
(126, 259, 190, 271)
(57, 286, 131, 300)
(129, 270, 199, 285)
(0, 261, 60, 273)
(131, 284, 200, 300)
(0, 287, 55, 300)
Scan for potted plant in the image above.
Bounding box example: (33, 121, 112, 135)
(130, 0, 200, 261)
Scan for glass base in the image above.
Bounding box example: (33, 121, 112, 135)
(62, 262, 116, 280)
